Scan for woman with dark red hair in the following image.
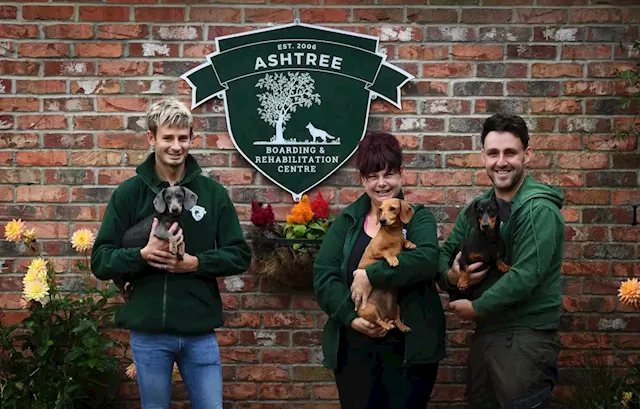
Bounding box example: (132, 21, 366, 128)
(313, 132, 447, 408)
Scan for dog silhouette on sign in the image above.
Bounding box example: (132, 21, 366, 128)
(306, 122, 337, 143)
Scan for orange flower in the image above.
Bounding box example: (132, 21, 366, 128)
(286, 195, 314, 225)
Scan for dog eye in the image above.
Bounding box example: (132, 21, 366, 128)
(389, 207, 396, 211)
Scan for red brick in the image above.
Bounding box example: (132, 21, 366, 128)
(70, 151, 122, 166)
(237, 366, 289, 382)
(129, 43, 179, 58)
(460, 9, 511, 23)
(97, 169, 136, 185)
(44, 133, 93, 149)
(532, 172, 583, 187)
(0, 6, 16, 19)
(70, 79, 120, 95)
(97, 133, 147, 149)
(0, 24, 39, 38)
(0, 152, 12, 166)
(76, 43, 123, 58)
(44, 98, 94, 112)
(477, 63, 528, 78)
(564, 189, 610, 205)
(563, 45, 611, 60)
(422, 63, 472, 78)
(44, 61, 95, 76)
(79, 6, 129, 22)
(421, 171, 473, 186)
(0, 169, 41, 184)
(370, 99, 417, 114)
(154, 26, 203, 40)
(532, 99, 581, 114)
(562, 261, 609, 276)
(224, 312, 260, 327)
(125, 79, 174, 95)
(369, 26, 421, 42)
(16, 186, 69, 203)
(0, 97, 39, 112)
(262, 349, 311, 364)
(532, 63, 582, 78)
(570, 8, 621, 23)
(44, 24, 93, 39)
(97, 97, 148, 113)
(612, 190, 640, 205)
(44, 169, 94, 185)
(17, 80, 66, 94)
(97, 24, 148, 39)
(299, 8, 348, 23)
(23, 6, 74, 20)
(354, 8, 402, 22)
(135, 7, 185, 22)
(562, 296, 616, 313)
(74, 116, 123, 130)
(589, 62, 635, 78)
(259, 384, 308, 400)
(404, 189, 445, 204)
(98, 61, 149, 76)
(211, 169, 254, 185)
(612, 227, 640, 242)
(565, 226, 608, 242)
(16, 151, 67, 166)
(223, 383, 258, 400)
(612, 262, 640, 277)
(19, 43, 69, 58)
(407, 8, 457, 23)
(513, 8, 565, 23)
(0, 133, 39, 148)
(242, 295, 290, 310)
(564, 81, 613, 96)
(560, 333, 611, 349)
(507, 45, 556, 59)
(18, 115, 67, 130)
(399, 45, 448, 60)
(452, 45, 503, 60)
(263, 313, 314, 328)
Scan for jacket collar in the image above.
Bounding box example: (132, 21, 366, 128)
(136, 152, 202, 193)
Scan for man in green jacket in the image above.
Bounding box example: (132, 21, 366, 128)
(91, 98, 251, 409)
(440, 114, 565, 409)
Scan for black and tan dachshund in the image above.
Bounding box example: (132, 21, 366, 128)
(457, 196, 512, 290)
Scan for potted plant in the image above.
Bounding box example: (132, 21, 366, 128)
(248, 192, 333, 290)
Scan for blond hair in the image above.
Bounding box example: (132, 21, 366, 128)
(146, 98, 193, 135)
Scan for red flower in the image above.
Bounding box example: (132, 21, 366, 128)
(250, 201, 275, 227)
(310, 192, 329, 219)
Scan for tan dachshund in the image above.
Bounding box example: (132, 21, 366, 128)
(356, 198, 415, 332)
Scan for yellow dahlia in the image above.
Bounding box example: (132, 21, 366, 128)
(26, 257, 48, 278)
(622, 391, 633, 409)
(23, 279, 49, 302)
(618, 278, 640, 307)
(172, 363, 181, 382)
(71, 229, 95, 253)
(125, 363, 137, 379)
(4, 219, 25, 242)
(22, 228, 37, 243)
(23, 269, 47, 285)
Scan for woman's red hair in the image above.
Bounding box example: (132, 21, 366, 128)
(355, 132, 402, 176)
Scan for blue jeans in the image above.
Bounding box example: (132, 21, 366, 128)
(130, 331, 223, 409)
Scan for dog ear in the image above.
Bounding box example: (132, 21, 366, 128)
(496, 198, 512, 222)
(465, 200, 479, 228)
(153, 189, 166, 213)
(182, 187, 198, 211)
(399, 200, 415, 224)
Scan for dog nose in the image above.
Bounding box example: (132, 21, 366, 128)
(380, 218, 387, 226)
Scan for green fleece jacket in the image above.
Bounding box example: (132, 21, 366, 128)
(439, 175, 565, 332)
(313, 192, 446, 370)
(91, 153, 252, 335)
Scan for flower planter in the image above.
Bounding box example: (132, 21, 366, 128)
(251, 236, 323, 291)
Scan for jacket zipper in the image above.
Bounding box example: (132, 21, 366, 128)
(162, 273, 168, 328)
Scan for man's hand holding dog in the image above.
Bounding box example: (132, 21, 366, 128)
(447, 251, 489, 288)
(141, 218, 198, 273)
(351, 269, 372, 312)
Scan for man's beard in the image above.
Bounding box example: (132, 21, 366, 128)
(490, 167, 524, 192)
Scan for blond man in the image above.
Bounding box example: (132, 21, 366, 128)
(91, 98, 251, 409)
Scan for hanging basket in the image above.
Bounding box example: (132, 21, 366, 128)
(251, 236, 323, 291)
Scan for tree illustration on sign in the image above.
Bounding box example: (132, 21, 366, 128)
(256, 72, 321, 144)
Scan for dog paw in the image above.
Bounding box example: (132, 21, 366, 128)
(404, 240, 416, 249)
(387, 256, 399, 267)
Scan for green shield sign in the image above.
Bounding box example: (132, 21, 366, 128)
(182, 22, 413, 201)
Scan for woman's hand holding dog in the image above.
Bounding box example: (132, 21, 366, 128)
(141, 218, 197, 273)
(447, 251, 489, 288)
(350, 317, 388, 338)
(351, 269, 373, 312)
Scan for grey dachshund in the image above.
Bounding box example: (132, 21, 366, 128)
(116, 185, 198, 298)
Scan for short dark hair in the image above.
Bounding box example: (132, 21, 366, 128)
(481, 114, 529, 148)
(355, 132, 402, 176)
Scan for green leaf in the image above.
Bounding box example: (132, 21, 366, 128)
(293, 224, 307, 237)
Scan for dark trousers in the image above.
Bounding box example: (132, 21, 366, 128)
(467, 328, 560, 409)
(333, 332, 439, 409)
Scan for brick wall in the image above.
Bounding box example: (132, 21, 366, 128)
(1, 1, 639, 408)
